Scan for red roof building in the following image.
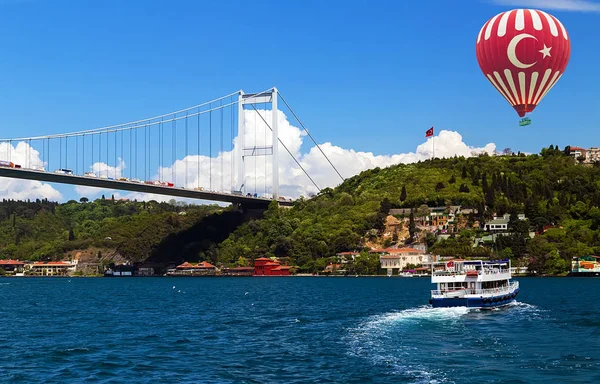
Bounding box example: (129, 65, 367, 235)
(30, 261, 76, 276)
(0, 259, 25, 274)
(253, 258, 292, 276)
(169, 261, 217, 276)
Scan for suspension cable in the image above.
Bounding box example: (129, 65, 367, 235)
(278, 91, 344, 182)
(230, 95, 234, 192)
(172, 115, 176, 184)
(264, 100, 267, 196)
(185, 111, 189, 188)
(129, 128, 132, 179)
(250, 104, 320, 191)
(254, 105, 257, 195)
(209, 105, 212, 191)
(197, 106, 200, 189)
(135, 128, 138, 180)
(0, 89, 276, 143)
(159, 118, 163, 182)
(220, 99, 224, 192)
(144, 125, 148, 181)
(82, 134, 85, 174)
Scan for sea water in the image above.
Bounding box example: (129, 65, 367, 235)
(0, 277, 598, 383)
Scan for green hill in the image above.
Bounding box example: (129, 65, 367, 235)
(215, 145, 598, 274)
(0, 196, 224, 264)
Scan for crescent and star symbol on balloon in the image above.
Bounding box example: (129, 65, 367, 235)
(507, 33, 552, 69)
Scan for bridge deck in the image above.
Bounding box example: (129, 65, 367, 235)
(0, 167, 292, 207)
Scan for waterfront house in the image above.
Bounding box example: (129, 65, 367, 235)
(168, 261, 217, 276)
(571, 256, 600, 274)
(377, 247, 434, 274)
(253, 257, 292, 276)
(29, 261, 77, 276)
(136, 265, 155, 276)
(221, 267, 255, 276)
(270, 265, 292, 276)
(0, 259, 26, 275)
(323, 263, 345, 275)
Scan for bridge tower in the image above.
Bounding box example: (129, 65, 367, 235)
(236, 87, 279, 200)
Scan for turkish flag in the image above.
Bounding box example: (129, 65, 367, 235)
(425, 127, 434, 137)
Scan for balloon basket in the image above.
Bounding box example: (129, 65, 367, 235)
(519, 117, 531, 127)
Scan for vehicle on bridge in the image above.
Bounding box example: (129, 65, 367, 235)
(54, 168, 73, 175)
(84, 172, 97, 178)
(0, 161, 17, 168)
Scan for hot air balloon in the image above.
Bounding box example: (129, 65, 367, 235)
(475, 9, 570, 119)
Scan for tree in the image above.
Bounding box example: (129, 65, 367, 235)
(545, 250, 568, 275)
(501, 247, 514, 260)
(462, 165, 467, 179)
(111, 194, 115, 201)
(400, 185, 407, 202)
(435, 182, 445, 192)
(459, 184, 470, 193)
(101, 195, 105, 200)
(485, 186, 495, 209)
(448, 174, 456, 184)
(80, 197, 89, 203)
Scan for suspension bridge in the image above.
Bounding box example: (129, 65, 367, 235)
(0, 87, 343, 209)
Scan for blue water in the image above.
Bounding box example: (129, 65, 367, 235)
(1, 277, 598, 383)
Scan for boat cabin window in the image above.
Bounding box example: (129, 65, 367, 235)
(441, 282, 468, 291)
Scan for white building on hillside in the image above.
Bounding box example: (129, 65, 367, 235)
(376, 247, 434, 273)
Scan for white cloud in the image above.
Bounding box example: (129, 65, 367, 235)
(490, 0, 600, 12)
(0, 141, 62, 201)
(74, 159, 125, 198)
(295, 130, 496, 196)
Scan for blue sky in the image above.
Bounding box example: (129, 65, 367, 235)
(0, 0, 598, 201)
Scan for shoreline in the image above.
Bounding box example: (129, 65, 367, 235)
(1, 274, 597, 279)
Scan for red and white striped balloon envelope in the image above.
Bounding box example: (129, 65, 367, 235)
(476, 9, 570, 117)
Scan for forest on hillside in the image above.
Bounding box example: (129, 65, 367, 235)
(0, 195, 224, 262)
(1, 145, 598, 275)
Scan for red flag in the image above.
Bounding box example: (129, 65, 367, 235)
(425, 127, 434, 137)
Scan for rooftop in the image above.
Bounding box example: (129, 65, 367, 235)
(0, 259, 25, 265)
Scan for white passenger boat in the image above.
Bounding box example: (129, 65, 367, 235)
(429, 259, 519, 309)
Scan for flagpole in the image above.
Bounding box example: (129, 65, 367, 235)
(432, 130, 435, 160)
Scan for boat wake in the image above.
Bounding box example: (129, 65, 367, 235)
(345, 302, 544, 383)
(345, 306, 471, 383)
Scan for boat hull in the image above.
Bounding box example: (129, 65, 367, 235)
(430, 288, 519, 309)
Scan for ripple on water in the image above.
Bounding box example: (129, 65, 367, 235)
(346, 306, 471, 383)
(1, 277, 599, 383)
